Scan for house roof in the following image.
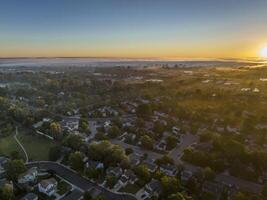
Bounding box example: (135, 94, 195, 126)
(143, 160, 157, 171)
(87, 160, 103, 169)
(21, 193, 38, 200)
(39, 178, 57, 189)
(160, 164, 177, 172)
(146, 179, 161, 193)
(18, 167, 37, 180)
(107, 167, 122, 175)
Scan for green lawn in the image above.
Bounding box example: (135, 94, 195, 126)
(119, 183, 141, 194)
(0, 129, 57, 161)
(18, 131, 57, 161)
(0, 134, 22, 156)
(57, 180, 72, 195)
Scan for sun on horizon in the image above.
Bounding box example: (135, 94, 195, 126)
(261, 46, 267, 58)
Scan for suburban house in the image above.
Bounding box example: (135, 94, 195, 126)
(38, 178, 58, 196)
(0, 157, 9, 174)
(117, 169, 137, 187)
(159, 164, 177, 176)
(181, 170, 193, 183)
(142, 160, 157, 172)
(106, 166, 123, 177)
(129, 153, 141, 166)
(144, 179, 161, 198)
(86, 160, 104, 170)
(155, 140, 167, 151)
(18, 167, 38, 184)
(20, 193, 38, 200)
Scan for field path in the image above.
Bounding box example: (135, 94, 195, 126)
(14, 127, 29, 163)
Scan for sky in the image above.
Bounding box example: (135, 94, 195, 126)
(1, 0, 267, 59)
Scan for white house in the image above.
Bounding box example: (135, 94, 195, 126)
(38, 178, 57, 196)
(18, 167, 38, 184)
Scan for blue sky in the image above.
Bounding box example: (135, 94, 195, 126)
(1, 0, 267, 58)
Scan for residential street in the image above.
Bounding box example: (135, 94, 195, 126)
(111, 134, 263, 194)
(27, 161, 137, 200)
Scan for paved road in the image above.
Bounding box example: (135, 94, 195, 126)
(110, 139, 162, 160)
(27, 162, 136, 200)
(168, 133, 199, 162)
(14, 127, 29, 163)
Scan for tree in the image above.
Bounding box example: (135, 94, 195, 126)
(108, 125, 121, 138)
(49, 146, 62, 161)
(166, 135, 178, 150)
(69, 151, 84, 171)
(4, 159, 26, 181)
(137, 104, 152, 118)
(134, 165, 151, 182)
(106, 175, 118, 188)
(0, 184, 14, 200)
(233, 192, 250, 200)
(79, 118, 89, 133)
(167, 192, 192, 200)
(87, 141, 128, 167)
(50, 122, 62, 138)
(140, 135, 154, 150)
(262, 183, 267, 200)
(160, 176, 181, 196)
(125, 147, 133, 155)
(203, 167, 215, 181)
(10, 151, 22, 160)
(83, 192, 92, 200)
(64, 135, 83, 150)
(155, 155, 174, 166)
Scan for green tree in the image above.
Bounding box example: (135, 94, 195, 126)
(134, 165, 151, 182)
(108, 125, 121, 138)
(166, 135, 178, 150)
(50, 122, 62, 138)
(79, 118, 89, 133)
(64, 135, 83, 150)
(203, 167, 216, 181)
(0, 184, 14, 200)
(4, 159, 26, 181)
(106, 175, 118, 188)
(69, 151, 84, 171)
(140, 135, 154, 150)
(168, 192, 192, 200)
(137, 104, 152, 118)
(160, 176, 181, 196)
(262, 183, 267, 200)
(83, 191, 92, 200)
(233, 192, 250, 200)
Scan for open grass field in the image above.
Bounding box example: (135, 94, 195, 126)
(0, 129, 57, 161)
(17, 131, 57, 161)
(0, 134, 22, 156)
